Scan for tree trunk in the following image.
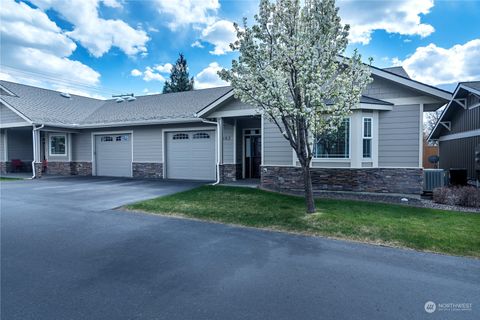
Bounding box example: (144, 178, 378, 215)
(302, 165, 316, 213)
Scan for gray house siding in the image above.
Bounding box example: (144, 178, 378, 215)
(447, 101, 480, 135)
(378, 104, 420, 167)
(209, 98, 257, 117)
(222, 121, 234, 164)
(439, 136, 480, 179)
(364, 76, 422, 100)
(1, 103, 27, 124)
(263, 117, 292, 166)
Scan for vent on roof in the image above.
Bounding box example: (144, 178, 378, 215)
(60, 92, 71, 98)
(127, 96, 136, 102)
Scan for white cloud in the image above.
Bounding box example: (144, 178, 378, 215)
(391, 57, 402, 67)
(399, 39, 480, 85)
(143, 67, 166, 82)
(155, 0, 220, 30)
(194, 62, 229, 89)
(131, 69, 142, 76)
(0, 0, 100, 90)
(102, 0, 123, 9)
(154, 63, 173, 73)
(191, 40, 204, 48)
(338, 0, 435, 44)
(130, 63, 172, 81)
(200, 20, 236, 55)
(30, 0, 149, 57)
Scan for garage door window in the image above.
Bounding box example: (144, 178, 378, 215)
(173, 133, 189, 140)
(193, 132, 210, 139)
(49, 134, 66, 155)
(101, 136, 113, 142)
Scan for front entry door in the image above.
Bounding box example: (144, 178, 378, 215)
(244, 132, 261, 179)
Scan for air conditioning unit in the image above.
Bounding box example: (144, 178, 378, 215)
(423, 169, 446, 193)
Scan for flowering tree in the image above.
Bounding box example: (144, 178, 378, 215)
(219, 0, 372, 213)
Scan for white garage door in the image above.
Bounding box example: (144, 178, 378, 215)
(166, 130, 215, 180)
(95, 133, 132, 177)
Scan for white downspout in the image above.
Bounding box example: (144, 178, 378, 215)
(200, 118, 221, 185)
(31, 124, 44, 179)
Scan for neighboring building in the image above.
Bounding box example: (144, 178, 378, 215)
(0, 66, 451, 195)
(429, 81, 480, 181)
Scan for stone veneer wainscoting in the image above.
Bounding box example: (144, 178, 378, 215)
(45, 162, 92, 176)
(261, 166, 423, 195)
(132, 162, 163, 179)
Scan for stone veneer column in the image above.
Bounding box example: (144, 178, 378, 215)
(220, 164, 242, 182)
(132, 162, 163, 179)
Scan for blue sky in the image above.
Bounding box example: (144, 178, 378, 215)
(1, 0, 479, 99)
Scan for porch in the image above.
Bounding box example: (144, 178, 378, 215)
(218, 115, 262, 182)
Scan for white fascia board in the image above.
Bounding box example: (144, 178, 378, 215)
(196, 90, 234, 117)
(438, 129, 480, 141)
(0, 122, 32, 128)
(354, 103, 393, 111)
(0, 98, 33, 124)
(208, 109, 261, 118)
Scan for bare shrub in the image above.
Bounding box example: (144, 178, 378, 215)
(433, 186, 480, 208)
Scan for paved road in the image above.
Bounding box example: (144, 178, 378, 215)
(1, 177, 479, 320)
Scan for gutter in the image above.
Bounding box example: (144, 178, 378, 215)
(31, 124, 44, 179)
(201, 118, 221, 185)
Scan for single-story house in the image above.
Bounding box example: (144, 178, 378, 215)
(428, 81, 480, 182)
(0, 65, 452, 195)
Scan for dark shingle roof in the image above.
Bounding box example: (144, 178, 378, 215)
(82, 87, 232, 125)
(0, 80, 232, 126)
(0, 80, 104, 124)
(460, 81, 480, 91)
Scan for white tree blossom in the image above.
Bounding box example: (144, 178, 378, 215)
(219, 0, 372, 213)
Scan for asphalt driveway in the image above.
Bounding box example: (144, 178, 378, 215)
(1, 177, 479, 320)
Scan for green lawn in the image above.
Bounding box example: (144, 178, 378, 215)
(0, 177, 23, 181)
(126, 186, 480, 257)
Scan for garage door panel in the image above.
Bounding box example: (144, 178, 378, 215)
(166, 131, 215, 180)
(95, 134, 132, 177)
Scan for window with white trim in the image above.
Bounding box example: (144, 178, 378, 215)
(49, 134, 66, 156)
(313, 118, 350, 159)
(362, 117, 372, 158)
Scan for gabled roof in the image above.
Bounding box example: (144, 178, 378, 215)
(382, 66, 410, 79)
(428, 81, 480, 140)
(0, 80, 231, 127)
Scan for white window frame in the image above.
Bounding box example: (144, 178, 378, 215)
(362, 117, 373, 159)
(312, 117, 351, 160)
(49, 134, 67, 156)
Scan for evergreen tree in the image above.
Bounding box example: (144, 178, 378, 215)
(162, 53, 194, 93)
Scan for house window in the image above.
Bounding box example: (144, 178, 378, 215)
(313, 118, 350, 158)
(173, 133, 189, 140)
(362, 117, 372, 158)
(49, 134, 66, 156)
(193, 132, 210, 139)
